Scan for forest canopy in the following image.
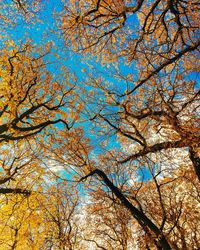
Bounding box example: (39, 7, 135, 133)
(0, 0, 199, 249)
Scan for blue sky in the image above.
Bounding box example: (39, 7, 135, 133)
(1, 1, 124, 162)
(4, 0, 198, 185)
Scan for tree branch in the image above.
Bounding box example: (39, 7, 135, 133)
(80, 168, 171, 250)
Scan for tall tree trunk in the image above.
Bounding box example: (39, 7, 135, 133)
(82, 169, 172, 250)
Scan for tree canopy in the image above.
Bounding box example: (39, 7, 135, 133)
(0, 0, 199, 249)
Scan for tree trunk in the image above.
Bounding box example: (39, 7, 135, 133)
(83, 169, 172, 250)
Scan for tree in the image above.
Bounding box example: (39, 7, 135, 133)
(0, 175, 45, 249)
(78, 147, 200, 249)
(61, 0, 199, 63)
(83, 188, 135, 250)
(0, 1, 199, 249)
(36, 181, 81, 250)
(60, 0, 199, 179)
(0, 175, 81, 250)
(74, 51, 199, 249)
(0, 41, 79, 195)
(57, 1, 199, 249)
